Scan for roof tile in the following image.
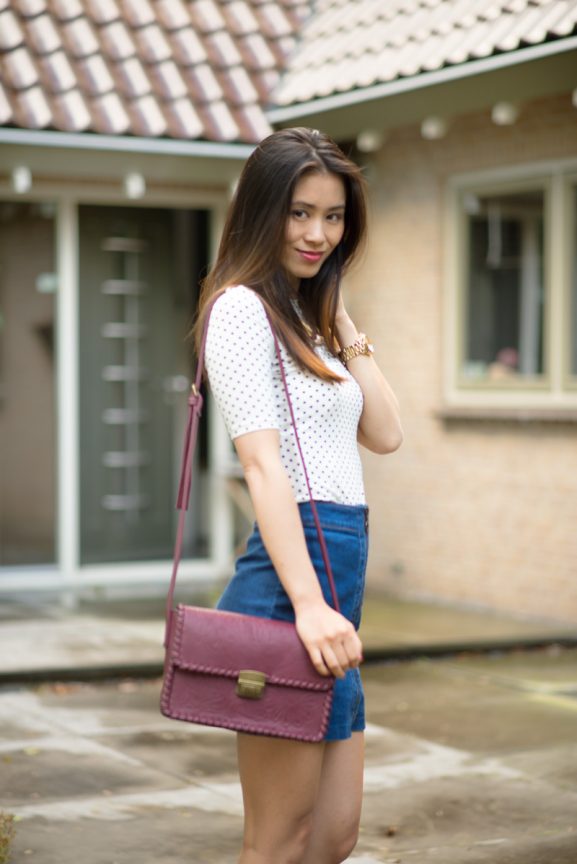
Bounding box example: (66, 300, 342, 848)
(155, 0, 191, 30)
(198, 99, 239, 140)
(219, 64, 259, 105)
(254, 4, 293, 37)
(128, 93, 168, 136)
(148, 58, 188, 99)
(233, 101, 272, 141)
(14, 84, 52, 127)
(165, 96, 204, 137)
(100, 20, 136, 60)
(237, 31, 277, 69)
(61, 17, 100, 58)
(275, 34, 298, 60)
(12, 0, 47, 17)
(251, 67, 280, 102)
(0, 81, 13, 123)
(133, 23, 172, 62)
(83, 0, 120, 26)
(204, 30, 243, 66)
(113, 56, 151, 98)
(497, 4, 548, 51)
(118, 0, 155, 28)
(50, 0, 84, 22)
(222, 1, 260, 35)
(52, 88, 92, 130)
(25, 13, 61, 54)
(38, 49, 77, 92)
(188, 0, 226, 33)
(0, 9, 24, 50)
(168, 26, 207, 65)
(1, 46, 38, 89)
(91, 90, 130, 134)
(183, 62, 223, 102)
(526, 0, 577, 41)
(76, 54, 115, 95)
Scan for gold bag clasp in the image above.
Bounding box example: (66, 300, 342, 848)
(236, 670, 267, 700)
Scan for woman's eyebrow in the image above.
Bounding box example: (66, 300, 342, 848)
(291, 200, 346, 210)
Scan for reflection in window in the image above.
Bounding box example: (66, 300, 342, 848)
(461, 190, 545, 382)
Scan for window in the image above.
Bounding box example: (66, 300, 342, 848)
(462, 190, 545, 383)
(446, 166, 577, 412)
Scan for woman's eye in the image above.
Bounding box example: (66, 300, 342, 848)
(327, 213, 344, 223)
(291, 209, 308, 219)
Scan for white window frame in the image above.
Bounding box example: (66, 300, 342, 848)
(443, 157, 577, 416)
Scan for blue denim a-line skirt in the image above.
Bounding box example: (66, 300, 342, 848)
(216, 500, 369, 741)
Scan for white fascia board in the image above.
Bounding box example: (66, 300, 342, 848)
(267, 37, 577, 123)
(0, 128, 255, 160)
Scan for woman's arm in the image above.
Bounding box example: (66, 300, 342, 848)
(334, 296, 403, 455)
(234, 428, 363, 678)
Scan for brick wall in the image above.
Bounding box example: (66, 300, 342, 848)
(347, 92, 577, 624)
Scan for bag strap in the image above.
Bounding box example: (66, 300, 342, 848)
(164, 292, 340, 644)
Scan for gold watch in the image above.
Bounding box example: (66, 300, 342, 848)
(338, 333, 374, 365)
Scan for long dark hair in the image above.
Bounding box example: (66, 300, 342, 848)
(195, 127, 367, 382)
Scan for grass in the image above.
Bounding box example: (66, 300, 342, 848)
(0, 812, 15, 864)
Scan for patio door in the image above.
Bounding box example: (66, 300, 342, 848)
(78, 206, 208, 565)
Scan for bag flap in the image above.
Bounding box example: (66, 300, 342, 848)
(169, 605, 333, 691)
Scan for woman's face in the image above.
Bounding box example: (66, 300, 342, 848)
(282, 171, 346, 287)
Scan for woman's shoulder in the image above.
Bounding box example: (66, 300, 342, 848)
(213, 284, 262, 311)
(210, 285, 268, 327)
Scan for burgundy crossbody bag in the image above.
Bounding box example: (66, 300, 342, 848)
(160, 295, 341, 741)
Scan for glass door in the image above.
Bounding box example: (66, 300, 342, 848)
(0, 202, 57, 568)
(78, 206, 208, 565)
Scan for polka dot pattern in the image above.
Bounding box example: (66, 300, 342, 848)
(205, 285, 366, 506)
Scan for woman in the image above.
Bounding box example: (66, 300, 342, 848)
(196, 127, 402, 864)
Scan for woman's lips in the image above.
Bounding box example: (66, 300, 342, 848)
(297, 250, 324, 262)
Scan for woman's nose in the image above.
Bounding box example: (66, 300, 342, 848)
(303, 217, 325, 243)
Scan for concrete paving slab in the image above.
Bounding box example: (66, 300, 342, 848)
(362, 656, 577, 754)
(359, 597, 576, 653)
(1, 648, 577, 863)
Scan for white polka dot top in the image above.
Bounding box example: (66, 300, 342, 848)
(205, 285, 366, 506)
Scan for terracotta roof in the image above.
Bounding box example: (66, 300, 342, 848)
(0, 0, 311, 143)
(273, 0, 577, 107)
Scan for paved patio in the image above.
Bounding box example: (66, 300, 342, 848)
(1, 594, 576, 861)
(1, 645, 577, 863)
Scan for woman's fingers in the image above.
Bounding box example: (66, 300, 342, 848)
(311, 629, 363, 678)
(296, 605, 363, 678)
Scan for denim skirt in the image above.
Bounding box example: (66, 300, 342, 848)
(216, 500, 369, 741)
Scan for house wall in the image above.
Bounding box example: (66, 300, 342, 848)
(348, 92, 577, 624)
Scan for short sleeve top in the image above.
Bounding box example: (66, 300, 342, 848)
(205, 285, 366, 506)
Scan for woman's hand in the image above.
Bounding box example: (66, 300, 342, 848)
(295, 600, 363, 678)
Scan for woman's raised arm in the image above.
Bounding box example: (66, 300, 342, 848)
(335, 297, 403, 455)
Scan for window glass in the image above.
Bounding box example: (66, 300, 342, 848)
(461, 190, 545, 382)
(78, 206, 209, 565)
